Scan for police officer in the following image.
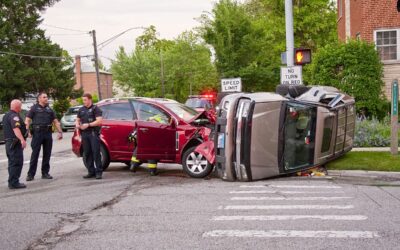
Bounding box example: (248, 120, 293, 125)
(25, 92, 63, 181)
(75, 93, 103, 179)
(3, 100, 28, 189)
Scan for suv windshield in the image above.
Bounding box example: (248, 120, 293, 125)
(185, 98, 212, 109)
(164, 103, 199, 122)
(65, 107, 80, 115)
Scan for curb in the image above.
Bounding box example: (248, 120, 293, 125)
(328, 170, 400, 179)
(352, 147, 396, 152)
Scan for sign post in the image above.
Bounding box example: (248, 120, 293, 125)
(221, 78, 242, 92)
(391, 79, 398, 155)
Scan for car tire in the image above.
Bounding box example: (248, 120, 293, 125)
(276, 85, 290, 96)
(182, 146, 213, 178)
(288, 85, 310, 98)
(82, 144, 110, 171)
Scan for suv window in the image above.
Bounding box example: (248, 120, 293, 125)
(101, 102, 134, 120)
(133, 102, 170, 124)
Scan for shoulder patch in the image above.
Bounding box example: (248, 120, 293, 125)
(13, 116, 20, 121)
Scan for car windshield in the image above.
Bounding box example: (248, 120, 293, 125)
(185, 98, 212, 109)
(164, 103, 199, 122)
(65, 107, 80, 115)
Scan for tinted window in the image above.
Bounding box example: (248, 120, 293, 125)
(283, 102, 316, 170)
(101, 102, 134, 120)
(185, 98, 212, 109)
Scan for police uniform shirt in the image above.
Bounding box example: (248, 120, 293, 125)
(77, 105, 102, 127)
(26, 103, 56, 126)
(3, 111, 24, 140)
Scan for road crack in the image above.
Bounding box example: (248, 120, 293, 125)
(26, 176, 155, 250)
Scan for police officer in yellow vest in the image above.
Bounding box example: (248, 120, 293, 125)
(129, 114, 168, 176)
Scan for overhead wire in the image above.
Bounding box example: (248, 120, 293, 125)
(41, 23, 89, 33)
(0, 50, 67, 60)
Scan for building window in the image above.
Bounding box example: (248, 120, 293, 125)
(375, 30, 398, 61)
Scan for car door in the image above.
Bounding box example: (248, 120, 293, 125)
(100, 101, 136, 160)
(134, 102, 176, 161)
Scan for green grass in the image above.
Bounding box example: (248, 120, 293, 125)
(326, 151, 400, 172)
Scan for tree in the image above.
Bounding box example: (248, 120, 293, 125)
(199, 0, 337, 91)
(0, 0, 75, 105)
(111, 27, 218, 102)
(309, 40, 387, 118)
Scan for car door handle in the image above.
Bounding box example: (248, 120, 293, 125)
(139, 128, 148, 132)
(102, 126, 110, 129)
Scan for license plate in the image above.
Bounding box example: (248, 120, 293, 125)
(217, 133, 225, 148)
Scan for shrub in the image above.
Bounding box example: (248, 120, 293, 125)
(354, 116, 399, 147)
(53, 99, 71, 120)
(309, 40, 387, 119)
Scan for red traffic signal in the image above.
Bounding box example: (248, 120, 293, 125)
(294, 48, 312, 65)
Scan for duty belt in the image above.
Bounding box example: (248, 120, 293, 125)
(32, 125, 52, 131)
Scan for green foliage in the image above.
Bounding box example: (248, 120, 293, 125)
(199, 0, 337, 91)
(111, 27, 218, 102)
(52, 99, 71, 120)
(0, 0, 75, 104)
(309, 40, 387, 118)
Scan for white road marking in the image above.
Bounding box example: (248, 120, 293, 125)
(230, 190, 344, 194)
(230, 196, 352, 201)
(272, 185, 342, 189)
(203, 230, 379, 238)
(222, 205, 354, 210)
(240, 185, 342, 189)
(212, 215, 368, 221)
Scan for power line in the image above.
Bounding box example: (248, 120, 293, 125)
(0, 50, 67, 60)
(42, 23, 89, 33)
(97, 27, 147, 51)
(47, 32, 89, 36)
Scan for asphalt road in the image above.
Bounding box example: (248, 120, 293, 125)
(1, 132, 400, 250)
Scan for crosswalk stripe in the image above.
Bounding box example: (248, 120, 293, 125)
(230, 190, 344, 194)
(203, 230, 379, 238)
(273, 185, 342, 189)
(212, 215, 368, 221)
(222, 205, 354, 210)
(230, 196, 352, 201)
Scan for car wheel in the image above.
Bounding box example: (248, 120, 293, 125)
(82, 144, 110, 171)
(182, 146, 213, 178)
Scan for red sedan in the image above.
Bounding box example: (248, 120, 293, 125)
(71, 97, 214, 178)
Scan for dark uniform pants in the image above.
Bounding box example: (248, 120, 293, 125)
(82, 131, 102, 175)
(28, 131, 53, 177)
(6, 141, 24, 186)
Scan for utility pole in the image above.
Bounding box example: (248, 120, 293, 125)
(90, 30, 102, 100)
(160, 52, 165, 98)
(285, 0, 294, 67)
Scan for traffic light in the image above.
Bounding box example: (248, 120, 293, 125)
(294, 48, 312, 65)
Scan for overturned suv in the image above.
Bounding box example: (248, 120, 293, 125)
(197, 85, 356, 181)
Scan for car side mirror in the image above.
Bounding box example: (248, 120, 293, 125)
(170, 118, 177, 129)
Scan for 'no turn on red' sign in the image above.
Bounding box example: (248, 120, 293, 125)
(280, 66, 303, 85)
(221, 78, 242, 92)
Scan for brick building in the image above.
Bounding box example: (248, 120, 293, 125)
(337, 0, 400, 97)
(74, 55, 113, 99)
